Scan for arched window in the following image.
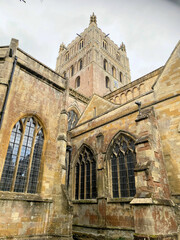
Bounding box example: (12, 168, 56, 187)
(75, 146, 97, 200)
(104, 59, 107, 71)
(108, 133, 136, 198)
(105, 76, 110, 88)
(79, 39, 84, 49)
(70, 65, 74, 77)
(68, 110, 78, 130)
(120, 72, 123, 82)
(0, 117, 44, 193)
(78, 59, 83, 70)
(112, 66, 116, 78)
(103, 40, 107, 50)
(75, 76, 80, 88)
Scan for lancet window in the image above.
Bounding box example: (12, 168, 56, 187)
(109, 133, 136, 198)
(75, 146, 97, 200)
(0, 117, 44, 193)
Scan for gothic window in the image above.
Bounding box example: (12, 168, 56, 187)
(104, 59, 107, 71)
(78, 59, 83, 70)
(79, 39, 84, 49)
(112, 66, 116, 78)
(70, 65, 74, 77)
(0, 117, 44, 193)
(68, 110, 78, 130)
(65, 52, 69, 61)
(109, 133, 136, 198)
(103, 40, 107, 50)
(105, 76, 110, 88)
(120, 72, 123, 82)
(75, 146, 97, 200)
(75, 76, 80, 88)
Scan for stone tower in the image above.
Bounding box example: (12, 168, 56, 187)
(56, 13, 131, 97)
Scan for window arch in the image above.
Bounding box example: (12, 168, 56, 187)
(68, 110, 78, 130)
(79, 39, 84, 49)
(104, 59, 107, 71)
(75, 76, 80, 88)
(75, 145, 97, 200)
(112, 66, 116, 78)
(78, 59, 83, 70)
(103, 40, 107, 50)
(0, 117, 44, 193)
(105, 76, 110, 88)
(108, 132, 136, 198)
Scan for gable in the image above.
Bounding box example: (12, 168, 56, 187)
(77, 94, 118, 125)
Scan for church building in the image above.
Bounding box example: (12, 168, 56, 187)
(0, 13, 180, 240)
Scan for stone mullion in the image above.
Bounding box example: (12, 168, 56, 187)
(78, 162, 81, 200)
(116, 154, 121, 198)
(84, 159, 87, 199)
(11, 120, 25, 192)
(24, 124, 39, 193)
(125, 151, 130, 197)
(90, 160, 92, 199)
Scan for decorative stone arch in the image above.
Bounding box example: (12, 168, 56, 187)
(105, 130, 137, 199)
(126, 89, 133, 102)
(120, 93, 126, 104)
(72, 143, 97, 200)
(133, 87, 139, 98)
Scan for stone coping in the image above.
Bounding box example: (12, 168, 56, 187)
(130, 198, 175, 206)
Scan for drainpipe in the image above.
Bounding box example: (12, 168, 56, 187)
(0, 56, 17, 129)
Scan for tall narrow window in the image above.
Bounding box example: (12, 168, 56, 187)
(0, 117, 44, 193)
(79, 39, 84, 49)
(112, 66, 116, 78)
(78, 59, 83, 70)
(108, 133, 136, 198)
(70, 65, 74, 77)
(105, 76, 110, 88)
(75, 146, 97, 200)
(120, 72, 123, 82)
(104, 59, 107, 71)
(75, 76, 80, 88)
(103, 40, 107, 50)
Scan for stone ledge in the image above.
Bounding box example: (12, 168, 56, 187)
(130, 197, 175, 206)
(0, 191, 53, 203)
(107, 197, 133, 203)
(72, 199, 97, 204)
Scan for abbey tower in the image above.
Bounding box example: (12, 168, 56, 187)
(56, 13, 131, 97)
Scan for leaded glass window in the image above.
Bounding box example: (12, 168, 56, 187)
(68, 110, 78, 130)
(0, 117, 44, 193)
(75, 146, 97, 200)
(109, 133, 136, 198)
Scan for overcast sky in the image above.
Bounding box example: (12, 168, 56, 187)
(0, 0, 179, 80)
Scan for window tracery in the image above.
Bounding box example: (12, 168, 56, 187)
(0, 117, 44, 193)
(109, 133, 136, 198)
(75, 146, 97, 200)
(68, 110, 78, 130)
